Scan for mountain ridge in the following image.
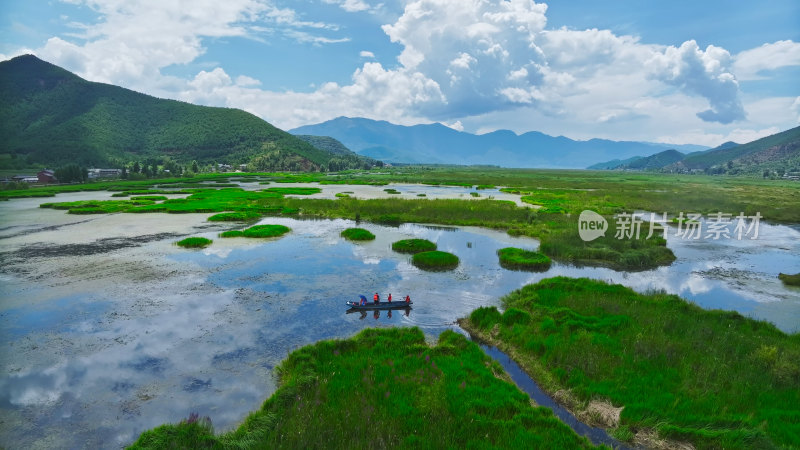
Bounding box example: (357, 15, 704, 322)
(290, 116, 709, 168)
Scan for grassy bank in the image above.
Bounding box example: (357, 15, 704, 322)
(461, 277, 800, 449)
(129, 328, 596, 449)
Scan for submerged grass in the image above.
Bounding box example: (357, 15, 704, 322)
(412, 250, 459, 271)
(176, 237, 212, 248)
(340, 227, 376, 241)
(128, 328, 596, 449)
(391, 238, 437, 254)
(462, 277, 800, 449)
(497, 247, 552, 271)
(219, 224, 290, 238)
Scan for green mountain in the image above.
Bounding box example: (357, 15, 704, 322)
(587, 156, 643, 170)
(589, 127, 800, 176)
(294, 134, 379, 170)
(669, 127, 800, 172)
(624, 149, 686, 170)
(0, 54, 346, 170)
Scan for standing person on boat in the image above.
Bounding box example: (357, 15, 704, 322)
(405, 295, 411, 303)
(388, 293, 392, 303)
(374, 292, 379, 303)
(359, 295, 367, 306)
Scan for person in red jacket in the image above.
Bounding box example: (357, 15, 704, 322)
(373, 292, 379, 303)
(405, 295, 411, 303)
(388, 293, 393, 302)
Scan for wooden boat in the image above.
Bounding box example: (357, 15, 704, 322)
(346, 300, 412, 310)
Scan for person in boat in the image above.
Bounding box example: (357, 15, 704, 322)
(359, 295, 367, 306)
(405, 295, 411, 303)
(388, 293, 392, 303)
(374, 292, 379, 303)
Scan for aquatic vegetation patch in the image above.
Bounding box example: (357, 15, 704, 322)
(778, 272, 800, 286)
(340, 227, 376, 241)
(412, 250, 459, 271)
(128, 328, 594, 449)
(176, 237, 212, 248)
(391, 238, 437, 254)
(462, 277, 800, 449)
(384, 188, 401, 194)
(469, 192, 480, 197)
(130, 195, 169, 201)
(334, 192, 350, 198)
(497, 247, 552, 271)
(263, 187, 322, 195)
(220, 224, 291, 238)
(207, 211, 262, 222)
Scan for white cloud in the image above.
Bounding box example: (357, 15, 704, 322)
(322, 0, 372, 13)
(441, 120, 464, 131)
(734, 40, 800, 80)
(648, 40, 745, 124)
(793, 97, 800, 124)
(235, 75, 261, 87)
(15, 0, 793, 145)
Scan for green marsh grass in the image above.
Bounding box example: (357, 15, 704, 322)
(384, 188, 401, 194)
(462, 277, 800, 449)
(176, 237, 212, 248)
(263, 187, 322, 195)
(497, 247, 552, 271)
(207, 211, 261, 222)
(778, 272, 800, 286)
(340, 227, 376, 241)
(128, 328, 595, 449)
(391, 238, 436, 254)
(220, 224, 290, 238)
(412, 250, 459, 271)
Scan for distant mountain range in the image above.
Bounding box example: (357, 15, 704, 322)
(589, 128, 800, 175)
(0, 55, 369, 171)
(290, 116, 709, 168)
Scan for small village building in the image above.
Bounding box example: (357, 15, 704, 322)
(37, 169, 57, 184)
(87, 168, 122, 179)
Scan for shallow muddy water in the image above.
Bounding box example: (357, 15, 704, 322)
(0, 189, 798, 448)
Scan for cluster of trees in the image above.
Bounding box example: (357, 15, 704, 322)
(55, 164, 88, 183)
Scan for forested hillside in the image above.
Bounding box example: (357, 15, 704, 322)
(0, 55, 350, 170)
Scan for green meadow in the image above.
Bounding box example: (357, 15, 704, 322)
(461, 277, 800, 449)
(128, 328, 597, 449)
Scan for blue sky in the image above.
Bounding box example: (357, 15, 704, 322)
(1, 0, 799, 146)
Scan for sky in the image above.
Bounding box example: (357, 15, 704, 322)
(1, 0, 799, 147)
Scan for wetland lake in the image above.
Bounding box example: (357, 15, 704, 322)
(1, 187, 799, 448)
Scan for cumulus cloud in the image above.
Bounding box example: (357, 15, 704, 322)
(648, 40, 745, 124)
(734, 40, 800, 80)
(18, 0, 781, 142)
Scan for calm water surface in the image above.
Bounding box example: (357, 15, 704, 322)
(0, 190, 798, 448)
